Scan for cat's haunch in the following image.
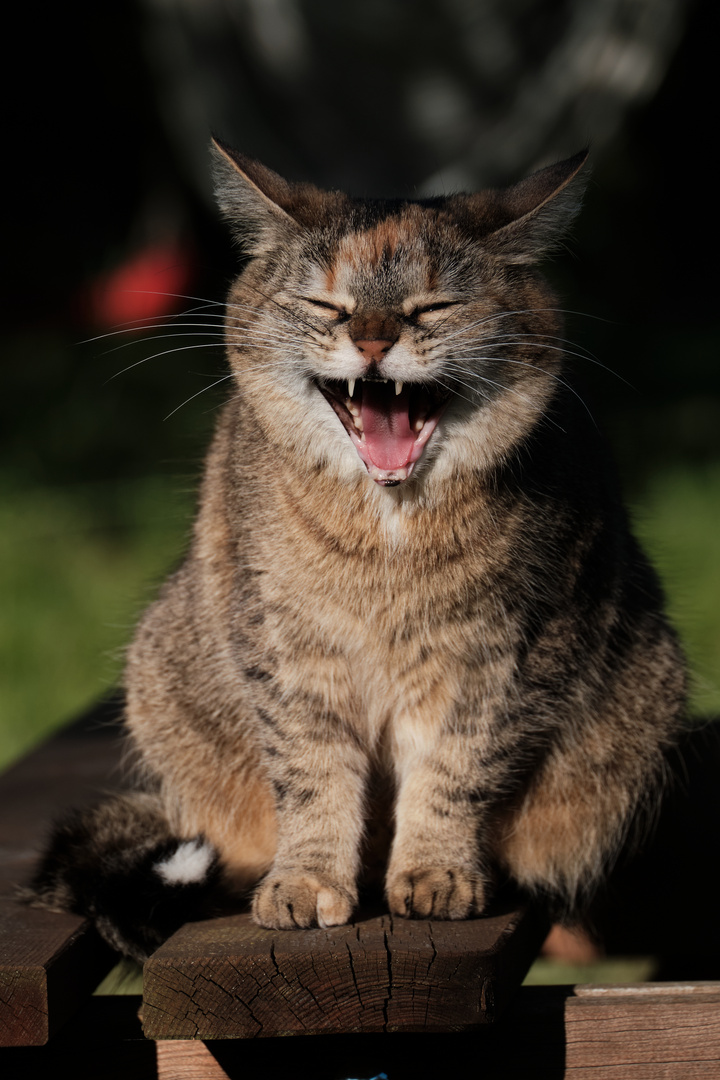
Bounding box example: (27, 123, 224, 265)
(29, 144, 685, 960)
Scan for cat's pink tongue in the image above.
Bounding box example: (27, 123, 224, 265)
(360, 383, 415, 469)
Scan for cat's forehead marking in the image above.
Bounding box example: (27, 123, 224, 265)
(337, 218, 409, 268)
(329, 214, 432, 297)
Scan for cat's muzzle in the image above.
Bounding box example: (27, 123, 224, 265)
(316, 377, 451, 485)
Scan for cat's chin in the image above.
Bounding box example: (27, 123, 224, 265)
(315, 377, 450, 486)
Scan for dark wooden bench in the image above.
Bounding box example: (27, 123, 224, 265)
(2, 699, 720, 1078)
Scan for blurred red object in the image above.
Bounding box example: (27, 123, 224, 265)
(83, 241, 195, 328)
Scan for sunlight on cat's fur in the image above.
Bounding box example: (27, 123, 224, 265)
(29, 142, 685, 962)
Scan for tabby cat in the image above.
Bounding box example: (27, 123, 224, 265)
(30, 140, 686, 962)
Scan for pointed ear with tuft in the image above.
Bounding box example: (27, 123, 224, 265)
(210, 137, 303, 255)
(463, 150, 589, 264)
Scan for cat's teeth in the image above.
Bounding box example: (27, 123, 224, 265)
(395, 381, 403, 396)
(347, 399, 361, 417)
(353, 415, 364, 432)
(413, 416, 427, 432)
(348, 379, 355, 398)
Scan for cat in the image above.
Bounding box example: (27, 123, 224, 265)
(29, 140, 686, 962)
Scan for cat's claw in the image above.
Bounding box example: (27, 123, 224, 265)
(386, 866, 486, 920)
(252, 872, 356, 930)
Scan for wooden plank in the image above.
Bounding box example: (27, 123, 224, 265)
(0, 697, 124, 1046)
(149, 982, 720, 1079)
(563, 982, 720, 1076)
(142, 902, 548, 1040)
(156, 1040, 233, 1080)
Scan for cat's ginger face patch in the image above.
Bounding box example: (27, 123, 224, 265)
(332, 215, 433, 296)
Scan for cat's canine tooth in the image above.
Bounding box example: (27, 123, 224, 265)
(395, 381, 403, 396)
(413, 416, 426, 432)
(348, 379, 355, 398)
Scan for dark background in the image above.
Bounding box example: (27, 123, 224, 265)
(4, 0, 719, 494)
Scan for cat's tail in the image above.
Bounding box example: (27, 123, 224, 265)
(26, 791, 232, 963)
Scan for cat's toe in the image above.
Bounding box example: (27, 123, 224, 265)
(386, 866, 485, 920)
(252, 873, 355, 930)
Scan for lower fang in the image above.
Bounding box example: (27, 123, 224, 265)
(413, 416, 427, 432)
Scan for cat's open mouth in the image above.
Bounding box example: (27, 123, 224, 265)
(316, 378, 451, 485)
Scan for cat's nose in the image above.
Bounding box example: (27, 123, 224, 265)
(353, 339, 395, 365)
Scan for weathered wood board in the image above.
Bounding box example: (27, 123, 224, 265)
(563, 981, 720, 1076)
(151, 981, 720, 1079)
(143, 903, 548, 1040)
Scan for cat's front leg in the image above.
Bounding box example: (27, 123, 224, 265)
(252, 720, 368, 930)
(386, 729, 489, 920)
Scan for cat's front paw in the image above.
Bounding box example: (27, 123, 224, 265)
(386, 865, 486, 920)
(252, 872, 356, 930)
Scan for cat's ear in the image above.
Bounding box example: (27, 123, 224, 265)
(462, 150, 589, 264)
(211, 137, 306, 254)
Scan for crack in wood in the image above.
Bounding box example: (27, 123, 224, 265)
(425, 922, 438, 977)
(381, 920, 393, 1033)
(423, 923, 438, 1028)
(268, 941, 281, 981)
(345, 941, 364, 1010)
(140, 903, 547, 1038)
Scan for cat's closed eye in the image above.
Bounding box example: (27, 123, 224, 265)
(301, 297, 350, 320)
(410, 300, 459, 320)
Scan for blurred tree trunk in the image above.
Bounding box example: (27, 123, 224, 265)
(139, 0, 686, 193)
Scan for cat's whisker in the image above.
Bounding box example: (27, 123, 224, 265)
(437, 307, 607, 347)
(82, 319, 221, 347)
(163, 373, 237, 420)
(430, 376, 491, 409)
(456, 334, 625, 383)
(227, 281, 331, 339)
(468, 332, 595, 361)
(445, 354, 596, 426)
(226, 330, 306, 349)
(430, 365, 567, 434)
(102, 330, 228, 360)
(80, 305, 228, 345)
(108, 342, 229, 381)
(98, 288, 229, 312)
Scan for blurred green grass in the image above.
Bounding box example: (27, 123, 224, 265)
(630, 462, 720, 716)
(1, 461, 719, 770)
(0, 475, 195, 768)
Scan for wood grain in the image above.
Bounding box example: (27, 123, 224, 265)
(142, 902, 548, 1040)
(148, 982, 720, 1079)
(563, 982, 720, 1075)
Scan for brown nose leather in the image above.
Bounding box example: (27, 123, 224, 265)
(354, 339, 394, 364)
